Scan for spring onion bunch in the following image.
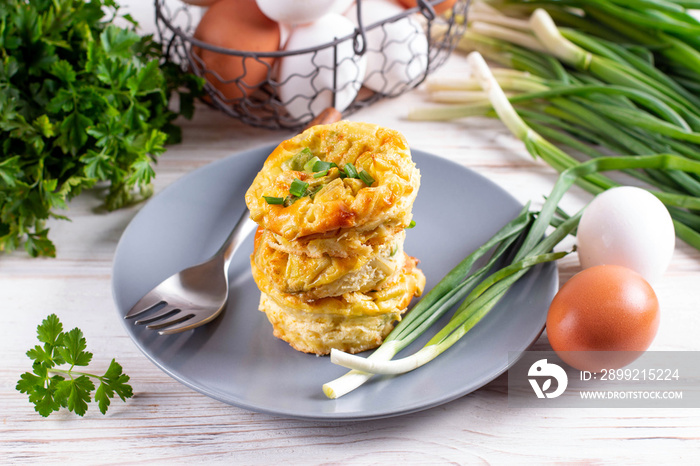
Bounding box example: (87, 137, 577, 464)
(411, 1, 700, 250)
(324, 52, 700, 398)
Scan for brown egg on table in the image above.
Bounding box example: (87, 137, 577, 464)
(546, 265, 660, 372)
(192, 0, 280, 101)
(396, 0, 457, 15)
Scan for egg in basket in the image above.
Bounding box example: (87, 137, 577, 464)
(156, 0, 469, 129)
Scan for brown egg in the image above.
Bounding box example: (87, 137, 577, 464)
(192, 0, 280, 101)
(546, 265, 660, 372)
(396, 0, 457, 15)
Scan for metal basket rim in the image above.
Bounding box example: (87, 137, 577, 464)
(155, 0, 455, 59)
(155, 0, 469, 130)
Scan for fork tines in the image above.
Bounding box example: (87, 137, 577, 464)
(125, 300, 195, 333)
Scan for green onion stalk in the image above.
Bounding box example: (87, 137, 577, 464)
(412, 3, 700, 250)
(323, 52, 700, 398)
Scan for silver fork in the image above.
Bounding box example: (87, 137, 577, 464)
(124, 209, 257, 335)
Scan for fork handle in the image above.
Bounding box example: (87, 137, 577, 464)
(219, 209, 257, 270)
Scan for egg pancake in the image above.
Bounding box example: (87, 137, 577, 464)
(253, 227, 406, 300)
(265, 223, 405, 259)
(255, 255, 426, 355)
(245, 120, 420, 240)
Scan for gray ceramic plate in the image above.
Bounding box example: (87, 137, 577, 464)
(113, 145, 557, 421)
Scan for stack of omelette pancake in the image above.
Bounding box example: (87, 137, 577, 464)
(245, 121, 425, 355)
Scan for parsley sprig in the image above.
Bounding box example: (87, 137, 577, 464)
(0, 0, 204, 257)
(16, 314, 133, 417)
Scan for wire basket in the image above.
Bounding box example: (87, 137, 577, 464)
(155, 0, 470, 130)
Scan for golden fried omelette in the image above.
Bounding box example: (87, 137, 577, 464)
(245, 121, 420, 241)
(263, 223, 405, 259)
(253, 228, 406, 300)
(255, 255, 426, 355)
(253, 229, 406, 301)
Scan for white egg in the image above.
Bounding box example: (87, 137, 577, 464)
(346, 0, 428, 94)
(577, 186, 675, 284)
(277, 13, 366, 121)
(256, 0, 345, 25)
(330, 0, 355, 15)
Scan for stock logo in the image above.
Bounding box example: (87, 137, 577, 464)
(528, 359, 568, 399)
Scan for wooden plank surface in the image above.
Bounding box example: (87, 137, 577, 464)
(2, 48, 700, 464)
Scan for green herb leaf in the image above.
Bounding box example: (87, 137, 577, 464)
(33, 115, 55, 138)
(26, 345, 55, 367)
(24, 230, 57, 258)
(36, 314, 63, 346)
(94, 381, 113, 415)
(16, 371, 42, 396)
(50, 60, 77, 83)
(57, 111, 93, 155)
(406, 220, 416, 229)
(0, 0, 203, 257)
(100, 25, 140, 59)
(126, 59, 162, 96)
(100, 359, 133, 403)
(32, 384, 63, 418)
(58, 328, 93, 367)
(55, 375, 94, 417)
(17, 314, 133, 417)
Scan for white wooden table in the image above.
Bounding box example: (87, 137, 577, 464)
(2, 3, 700, 460)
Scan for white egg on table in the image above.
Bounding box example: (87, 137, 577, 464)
(346, 0, 428, 94)
(277, 13, 367, 121)
(576, 186, 676, 285)
(256, 0, 347, 25)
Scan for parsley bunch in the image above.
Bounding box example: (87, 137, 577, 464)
(0, 0, 203, 257)
(17, 314, 133, 417)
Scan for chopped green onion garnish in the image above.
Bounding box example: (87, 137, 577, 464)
(343, 163, 359, 179)
(358, 169, 375, 186)
(288, 148, 314, 171)
(406, 220, 416, 229)
(312, 161, 337, 178)
(264, 196, 285, 205)
(313, 160, 337, 172)
(303, 156, 321, 173)
(289, 178, 309, 198)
